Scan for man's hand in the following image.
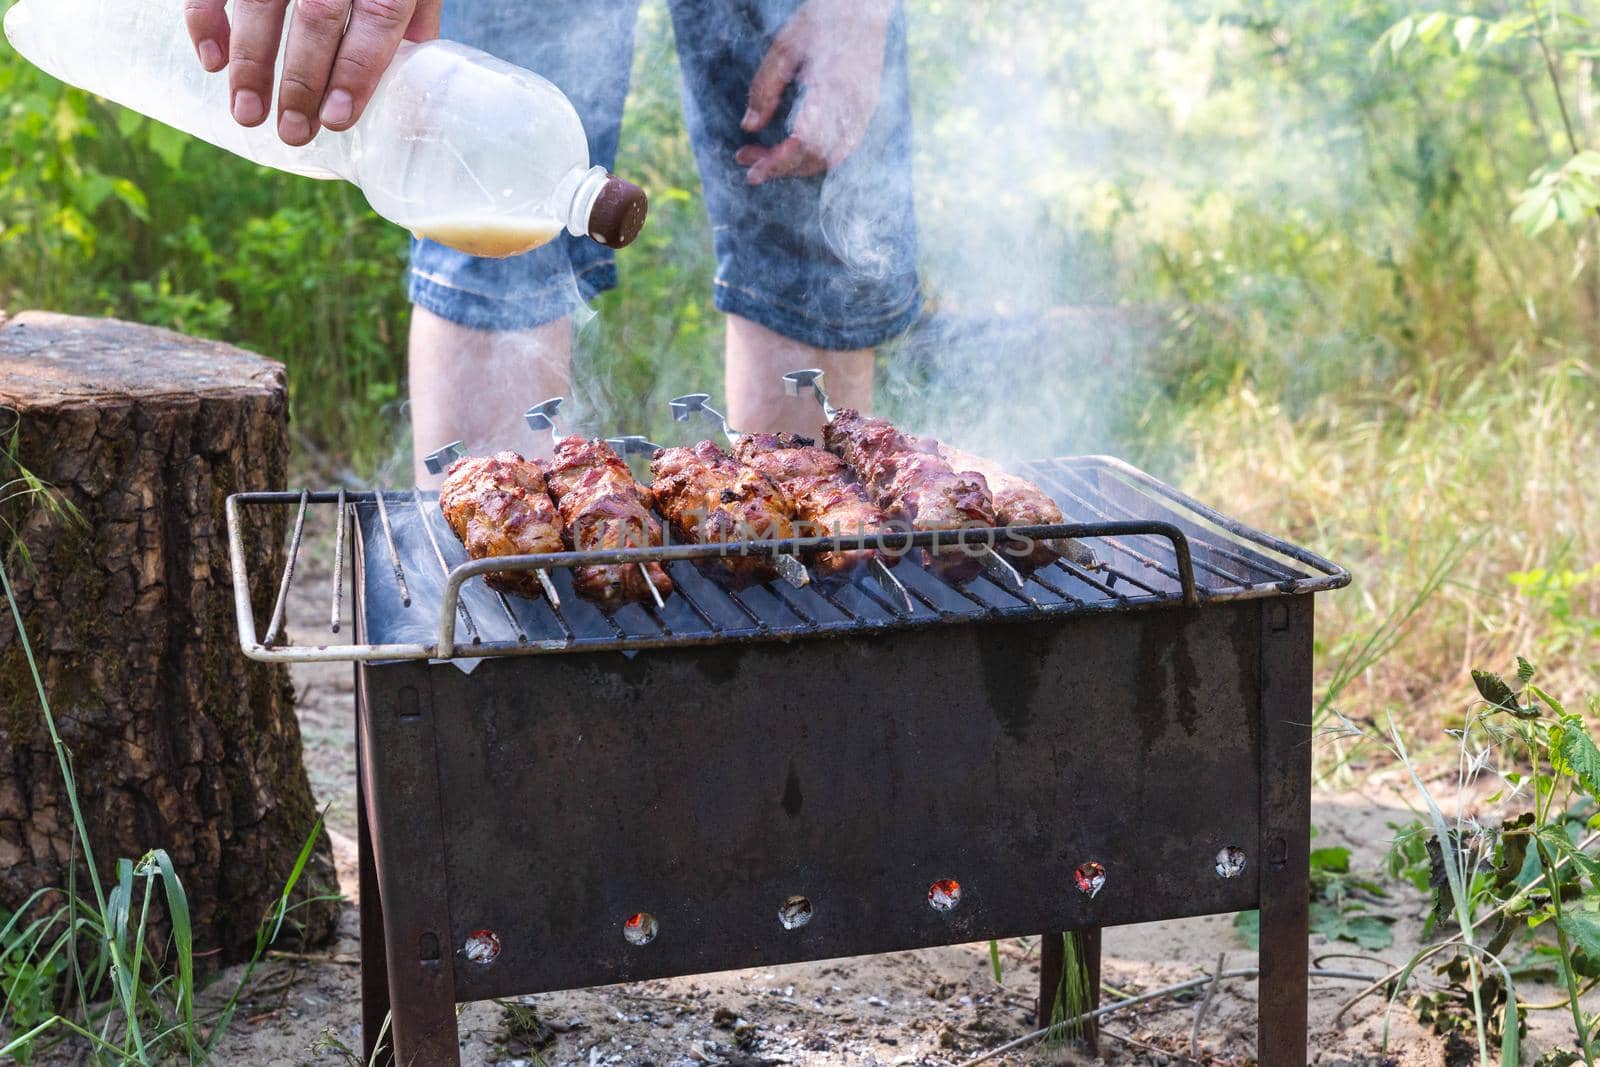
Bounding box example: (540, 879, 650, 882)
(184, 0, 442, 146)
(735, 0, 893, 185)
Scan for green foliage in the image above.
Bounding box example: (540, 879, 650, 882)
(1235, 838, 1394, 950)
(0, 27, 411, 469)
(1044, 932, 1095, 1045)
(1376, 661, 1600, 1066)
(1510, 563, 1600, 659)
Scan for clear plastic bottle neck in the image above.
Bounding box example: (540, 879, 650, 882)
(555, 165, 613, 238)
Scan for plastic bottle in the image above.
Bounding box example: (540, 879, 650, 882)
(2, 0, 648, 255)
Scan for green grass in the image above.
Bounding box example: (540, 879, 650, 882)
(1139, 354, 1600, 748)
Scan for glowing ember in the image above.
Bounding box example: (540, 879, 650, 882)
(463, 929, 500, 964)
(927, 879, 962, 911)
(779, 895, 814, 930)
(1074, 862, 1106, 898)
(1215, 846, 1247, 879)
(623, 911, 659, 945)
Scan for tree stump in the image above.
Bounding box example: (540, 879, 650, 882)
(0, 311, 338, 961)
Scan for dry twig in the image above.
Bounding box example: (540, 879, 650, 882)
(956, 967, 1377, 1067)
(1189, 953, 1227, 1058)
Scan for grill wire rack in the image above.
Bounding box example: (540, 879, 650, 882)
(225, 455, 1348, 663)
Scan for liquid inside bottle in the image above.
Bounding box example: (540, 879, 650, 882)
(405, 218, 568, 259)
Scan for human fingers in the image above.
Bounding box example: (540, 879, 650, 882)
(320, 0, 418, 131)
(183, 0, 231, 72)
(743, 27, 803, 134)
(227, 0, 291, 127)
(275, 0, 349, 145)
(744, 136, 827, 184)
(404, 0, 442, 41)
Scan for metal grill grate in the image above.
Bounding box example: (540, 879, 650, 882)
(224, 455, 1348, 663)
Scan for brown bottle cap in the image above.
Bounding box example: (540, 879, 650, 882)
(587, 174, 648, 248)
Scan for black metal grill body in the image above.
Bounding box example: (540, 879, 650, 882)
(324, 460, 1338, 1067)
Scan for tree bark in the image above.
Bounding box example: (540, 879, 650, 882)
(0, 311, 337, 962)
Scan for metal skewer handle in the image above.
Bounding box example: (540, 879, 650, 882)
(524, 396, 566, 439)
(781, 368, 838, 421)
(668, 393, 743, 445)
(423, 440, 466, 476)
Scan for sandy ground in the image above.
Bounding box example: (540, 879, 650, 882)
(188, 549, 1584, 1066)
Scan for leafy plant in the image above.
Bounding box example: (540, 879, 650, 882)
(1235, 836, 1396, 951)
(1509, 563, 1600, 658)
(1365, 660, 1600, 1067)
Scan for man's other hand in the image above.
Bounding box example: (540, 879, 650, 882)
(735, 0, 893, 185)
(184, 0, 443, 146)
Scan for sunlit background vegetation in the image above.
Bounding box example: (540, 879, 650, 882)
(2, 0, 1597, 743)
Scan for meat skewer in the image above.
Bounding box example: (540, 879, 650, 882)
(781, 370, 1028, 593)
(908, 438, 1098, 570)
(669, 393, 912, 612)
(525, 400, 670, 610)
(648, 439, 799, 588)
(542, 434, 674, 609)
(605, 432, 805, 590)
(733, 432, 887, 577)
(430, 441, 563, 605)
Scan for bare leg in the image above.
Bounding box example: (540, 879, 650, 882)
(408, 306, 573, 487)
(724, 315, 873, 437)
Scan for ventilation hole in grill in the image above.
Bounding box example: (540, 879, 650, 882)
(778, 895, 814, 930)
(463, 929, 501, 965)
(927, 879, 962, 912)
(1074, 862, 1107, 898)
(623, 912, 659, 945)
(1215, 846, 1247, 879)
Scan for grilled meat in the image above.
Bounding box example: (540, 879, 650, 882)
(914, 439, 1097, 569)
(824, 410, 996, 529)
(438, 451, 565, 599)
(545, 436, 674, 607)
(649, 440, 796, 586)
(733, 431, 887, 577)
(823, 409, 994, 578)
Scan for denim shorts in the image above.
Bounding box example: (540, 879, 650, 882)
(407, 0, 921, 351)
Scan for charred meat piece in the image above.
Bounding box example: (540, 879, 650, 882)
(823, 409, 994, 578)
(649, 440, 796, 586)
(438, 451, 565, 599)
(733, 431, 888, 577)
(824, 409, 996, 529)
(914, 439, 1097, 569)
(545, 436, 674, 607)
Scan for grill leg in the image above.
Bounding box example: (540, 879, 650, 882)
(1257, 597, 1312, 1067)
(1037, 929, 1101, 1053)
(359, 673, 462, 1067)
(358, 759, 393, 1067)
